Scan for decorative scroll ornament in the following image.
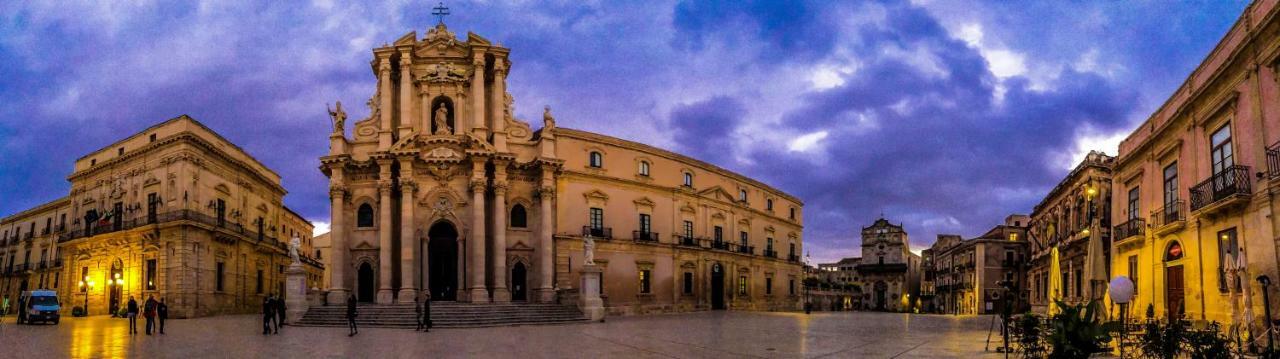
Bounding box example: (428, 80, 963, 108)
(423, 62, 468, 83)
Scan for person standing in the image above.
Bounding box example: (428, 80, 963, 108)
(275, 294, 286, 332)
(143, 295, 157, 335)
(15, 294, 26, 325)
(346, 294, 358, 337)
(415, 294, 424, 331)
(422, 292, 431, 332)
(2, 294, 9, 321)
(157, 298, 168, 335)
(261, 296, 273, 335)
(126, 296, 139, 335)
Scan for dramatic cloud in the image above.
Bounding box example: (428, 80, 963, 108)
(0, 0, 1249, 263)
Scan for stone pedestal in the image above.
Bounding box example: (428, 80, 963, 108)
(285, 263, 309, 324)
(326, 289, 349, 307)
(578, 265, 605, 322)
(376, 289, 395, 304)
(397, 289, 419, 304)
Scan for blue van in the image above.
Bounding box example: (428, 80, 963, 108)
(19, 290, 61, 325)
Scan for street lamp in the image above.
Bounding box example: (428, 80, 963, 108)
(1109, 276, 1135, 359)
(79, 276, 94, 316)
(1259, 275, 1274, 355)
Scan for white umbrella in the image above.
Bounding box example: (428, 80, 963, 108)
(1239, 251, 1256, 336)
(1084, 227, 1107, 300)
(1225, 252, 1240, 326)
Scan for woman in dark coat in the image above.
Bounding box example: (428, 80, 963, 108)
(346, 294, 358, 336)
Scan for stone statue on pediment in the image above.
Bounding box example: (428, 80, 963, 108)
(328, 101, 347, 133)
(543, 105, 556, 129)
(434, 103, 451, 134)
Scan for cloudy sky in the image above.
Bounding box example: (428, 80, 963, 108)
(0, 1, 1251, 263)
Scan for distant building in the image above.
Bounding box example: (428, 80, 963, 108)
(1028, 151, 1114, 314)
(923, 215, 1029, 315)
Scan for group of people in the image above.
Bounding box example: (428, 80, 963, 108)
(342, 292, 433, 337)
(261, 294, 288, 335)
(124, 295, 168, 335)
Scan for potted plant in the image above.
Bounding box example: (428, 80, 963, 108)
(1046, 300, 1118, 359)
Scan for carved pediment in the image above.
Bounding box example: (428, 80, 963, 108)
(680, 203, 697, 214)
(583, 189, 609, 202)
(633, 197, 655, 208)
(418, 62, 471, 84)
(393, 31, 416, 46)
(424, 146, 463, 160)
(698, 186, 735, 203)
(143, 176, 160, 188)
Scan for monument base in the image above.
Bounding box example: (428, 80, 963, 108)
(285, 263, 309, 324)
(396, 288, 420, 304)
(578, 265, 605, 322)
(376, 289, 395, 304)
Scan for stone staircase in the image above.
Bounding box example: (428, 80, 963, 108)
(294, 302, 590, 329)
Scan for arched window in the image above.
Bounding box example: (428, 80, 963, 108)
(510, 204, 528, 228)
(683, 172, 693, 187)
(589, 151, 603, 168)
(357, 203, 374, 228)
(638, 161, 650, 176)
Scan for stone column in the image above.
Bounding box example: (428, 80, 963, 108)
(491, 159, 511, 302)
(377, 57, 393, 151)
(326, 184, 349, 305)
(376, 172, 394, 304)
(468, 158, 490, 303)
(470, 54, 489, 139)
(398, 51, 414, 135)
(398, 171, 418, 303)
(491, 59, 508, 152)
(535, 164, 557, 303)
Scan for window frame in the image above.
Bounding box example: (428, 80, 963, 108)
(1210, 123, 1234, 175)
(638, 161, 650, 176)
(589, 151, 603, 168)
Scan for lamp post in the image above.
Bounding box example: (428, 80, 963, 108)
(79, 276, 93, 316)
(1109, 276, 1135, 359)
(1259, 275, 1274, 355)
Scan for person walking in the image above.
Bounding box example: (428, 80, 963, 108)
(415, 294, 424, 331)
(126, 296, 139, 335)
(15, 294, 26, 325)
(157, 298, 168, 335)
(275, 294, 286, 331)
(346, 294, 358, 337)
(2, 294, 9, 321)
(422, 292, 432, 332)
(143, 295, 157, 335)
(261, 296, 273, 335)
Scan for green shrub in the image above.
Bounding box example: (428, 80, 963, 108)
(1046, 300, 1118, 359)
(1016, 313, 1046, 358)
(1184, 322, 1229, 359)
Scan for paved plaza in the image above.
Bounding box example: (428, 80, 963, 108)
(0, 311, 1013, 358)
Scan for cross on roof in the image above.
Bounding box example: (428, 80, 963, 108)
(432, 2, 450, 24)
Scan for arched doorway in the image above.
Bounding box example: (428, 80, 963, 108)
(428, 222, 459, 301)
(874, 281, 888, 311)
(357, 262, 375, 303)
(109, 259, 123, 315)
(710, 263, 725, 310)
(511, 262, 527, 301)
(1164, 241, 1185, 321)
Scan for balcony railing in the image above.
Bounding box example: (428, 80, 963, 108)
(788, 254, 800, 262)
(1149, 200, 1186, 229)
(1190, 165, 1252, 212)
(582, 226, 612, 239)
(1268, 142, 1280, 179)
(1113, 218, 1145, 241)
(763, 249, 778, 258)
(711, 239, 730, 251)
(736, 244, 755, 255)
(632, 231, 659, 242)
(675, 235, 700, 247)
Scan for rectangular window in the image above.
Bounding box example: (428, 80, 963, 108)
(216, 261, 226, 292)
(790, 208, 796, 220)
(738, 275, 747, 296)
(1127, 187, 1140, 220)
(216, 199, 226, 226)
(767, 237, 774, 252)
(147, 193, 159, 223)
(589, 208, 604, 230)
(683, 220, 693, 239)
(714, 226, 723, 243)
(682, 272, 694, 295)
(1128, 255, 1139, 295)
(639, 269, 651, 294)
(145, 259, 157, 290)
(683, 172, 693, 187)
(257, 269, 264, 294)
(638, 214, 651, 234)
(59, 214, 66, 231)
(1074, 268, 1083, 298)
(1163, 162, 1178, 207)
(1219, 228, 1240, 292)
(766, 277, 773, 295)
(739, 189, 747, 202)
(739, 231, 748, 247)
(1211, 123, 1234, 175)
(638, 161, 649, 176)
(1061, 271, 1069, 298)
(790, 279, 796, 295)
(54, 272, 59, 288)
(766, 199, 773, 211)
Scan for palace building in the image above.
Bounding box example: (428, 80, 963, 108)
(1109, 1, 1280, 325)
(921, 215, 1029, 315)
(1027, 151, 1114, 314)
(0, 116, 323, 318)
(319, 22, 805, 314)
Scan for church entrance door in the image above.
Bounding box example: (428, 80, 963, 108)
(357, 262, 375, 302)
(428, 222, 459, 301)
(511, 262, 527, 301)
(874, 281, 888, 311)
(710, 263, 725, 310)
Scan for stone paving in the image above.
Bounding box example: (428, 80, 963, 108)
(0, 311, 1014, 358)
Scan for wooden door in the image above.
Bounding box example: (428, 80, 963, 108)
(1165, 265, 1184, 321)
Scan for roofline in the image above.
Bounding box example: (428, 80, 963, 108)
(76, 115, 281, 179)
(0, 196, 70, 224)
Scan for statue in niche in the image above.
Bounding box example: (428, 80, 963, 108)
(327, 101, 347, 133)
(543, 105, 556, 129)
(434, 103, 451, 134)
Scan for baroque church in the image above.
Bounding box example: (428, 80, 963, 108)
(320, 21, 806, 314)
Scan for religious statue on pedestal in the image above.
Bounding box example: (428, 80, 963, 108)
(434, 103, 451, 134)
(328, 101, 347, 134)
(543, 105, 556, 129)
(289, 236, 301, 264)
(583, 235, 595, 265)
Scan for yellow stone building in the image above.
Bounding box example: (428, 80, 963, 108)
(0, 116, 321, 318)
(320, 22, 805, 314)
(1110, 0, 1280, 326)
(1028, 151, 1114, 314)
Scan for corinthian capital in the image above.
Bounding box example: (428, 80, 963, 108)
(329, 185, 348, 199)
(470, 179, 488, 193)
(400, 179, 418, 192)
(536, 186, 555, 198)
(377, 180, 394, 193)
(493, 180, 509, 194)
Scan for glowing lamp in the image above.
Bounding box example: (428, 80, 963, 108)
(1109, 276, 1134, 304)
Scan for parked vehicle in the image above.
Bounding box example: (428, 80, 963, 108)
(18, 290, 61, 325)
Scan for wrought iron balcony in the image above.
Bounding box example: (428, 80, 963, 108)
(736, 244, 755, 255)
(1269, 142, 1280, 179)
(582, 226, 611, 239)
(632, 231, 659, 243)
(711, 240, 730, 251)
(1113, 218, 1145, 242)
(675, 235, 700, 247)
(788, 254, 800, 262)
(1149, 200, 1186, 235)
(1190, 165, 1252, 213)
(53, 258, 62, 267)
(763, 249, 778, 258)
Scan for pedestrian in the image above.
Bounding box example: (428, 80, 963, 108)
(126, 296, 139, 335)
(346, 294, 358, 337)
(157, 298, 168, 335)
(415, 294, 424, 331)
(2, 294, 8, 320)
(422, 292, 431, 332)
(275, 293, 286, 331)
(144, 295, 157, 335)
(15, 294, 26, 325)
(261, 296, 273, 335)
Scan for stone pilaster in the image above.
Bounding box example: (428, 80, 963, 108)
(470, 54, 489, 139)
(377, 57, 393, 150)
(397, 171, 419, 303)
(491, 59, 508, 152)
(376, 174, 394, 304)
(398, 51, 414, 135)
(535, 165, 556, 303)
(468, 158, 490, 303)
(490, 160, 511, 302)
(326, 184, 350, 305)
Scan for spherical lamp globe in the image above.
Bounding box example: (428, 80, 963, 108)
(1109, 276, 1134, 304)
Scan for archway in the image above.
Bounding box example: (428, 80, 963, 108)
(710, 263, 725, 310)
(428, 221, 459, 301)
(511, 262, 527, 302)
(357, 262, 375, 303)
(109, 259, 123, 315)
(874, 281, 888, 311)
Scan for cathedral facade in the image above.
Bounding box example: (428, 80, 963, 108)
(321, 23, 805, 314)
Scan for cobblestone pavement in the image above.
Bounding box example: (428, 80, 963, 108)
(0, 311, 1014, 358)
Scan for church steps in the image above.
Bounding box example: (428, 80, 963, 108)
(295, 303, 589, 329)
